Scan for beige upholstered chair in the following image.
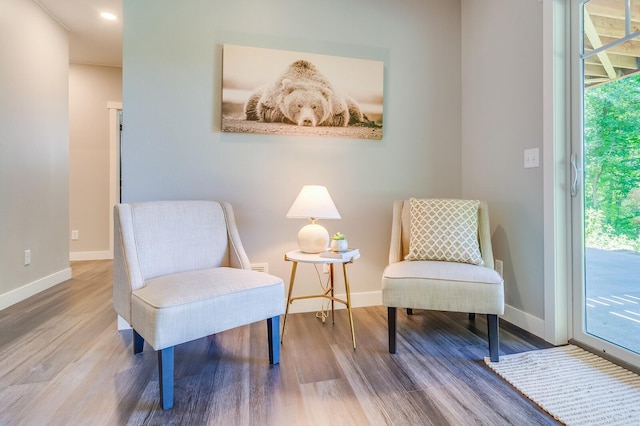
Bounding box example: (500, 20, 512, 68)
(113, 200, 285, 409)
(381, 199, 504, 362)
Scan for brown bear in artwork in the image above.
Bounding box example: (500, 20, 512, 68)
(244, 60, 364, 127)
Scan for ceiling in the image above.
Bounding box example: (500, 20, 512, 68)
(583, 0, 640, 86)
(31, 0, 639, 82)
(35, 0, 122, 67)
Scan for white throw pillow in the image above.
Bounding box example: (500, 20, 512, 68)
(405, 198, 484, 266)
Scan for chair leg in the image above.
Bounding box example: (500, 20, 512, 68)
(388, 307, 397, 354)
(468, 313, 476, 321)
(487, 314, 499, 362)
(133, 329, 144, 354)
(158, 347, 174, 410)
(267, 315, 280, 364)
(406, 308, 413, 315)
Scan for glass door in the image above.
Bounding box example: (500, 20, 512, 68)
(572, 0, 640, 367)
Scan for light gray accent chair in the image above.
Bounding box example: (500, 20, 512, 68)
(113, 200, 285, 409)
(381, 200, 504, 362)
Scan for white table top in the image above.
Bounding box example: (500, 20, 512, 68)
(285, 249, 360, 264)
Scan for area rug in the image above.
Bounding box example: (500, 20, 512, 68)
(485, 345, 640, 425)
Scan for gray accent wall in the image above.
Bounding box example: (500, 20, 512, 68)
(122, 0, 464, 307)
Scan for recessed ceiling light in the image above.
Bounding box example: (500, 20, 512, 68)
(100, 12, 118, 21)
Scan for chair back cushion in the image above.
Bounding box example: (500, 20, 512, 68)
(121, 200, 231, 282)
(396, 199, 495, 269)
(404, 198, 484, 265)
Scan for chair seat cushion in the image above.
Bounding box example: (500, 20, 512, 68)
(131, 267, 284, 350)
(382, 260, 504, 315)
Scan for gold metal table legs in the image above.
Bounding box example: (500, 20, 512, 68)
(280, 260, 356, 350)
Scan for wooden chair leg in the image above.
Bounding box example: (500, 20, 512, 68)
(487, 314, 499, 362)
(388, 307, 397, 354)
(158, 347, 174, 410)
(267, 315, 280, 364)
(133, 329, 144, 354)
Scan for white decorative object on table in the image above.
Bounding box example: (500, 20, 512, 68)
(330, 232, 348, 252)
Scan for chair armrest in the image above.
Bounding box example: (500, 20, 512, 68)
(220, 201, 252, 270)
(113, 204, 145, 322)
(477, 201, 495, 270)
(388, 200, 405, 264)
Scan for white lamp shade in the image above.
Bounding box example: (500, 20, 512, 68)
(286, 185, 341, 220)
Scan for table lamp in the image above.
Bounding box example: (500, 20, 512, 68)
(286, 185, 341, 253)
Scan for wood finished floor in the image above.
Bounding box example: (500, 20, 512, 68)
(0, 260, 560, 425)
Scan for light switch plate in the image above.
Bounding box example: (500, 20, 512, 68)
(524, 148, 540, 168)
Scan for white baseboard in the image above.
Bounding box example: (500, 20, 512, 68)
(502, 303, 546, 339)
(117, 315, 132, 331)
(69, 251, 112, 261)
(0, 268, 72, 311)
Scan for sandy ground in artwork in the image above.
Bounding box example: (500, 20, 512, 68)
(221, 117, 383, 140)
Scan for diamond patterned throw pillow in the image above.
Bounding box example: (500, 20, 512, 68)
(405, 198, 484, 265)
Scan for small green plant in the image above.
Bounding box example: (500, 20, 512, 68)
(331, 232, 345, 240)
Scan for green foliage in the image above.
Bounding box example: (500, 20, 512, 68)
(584, 74, 640, 251)
(585, 208, 640, 251)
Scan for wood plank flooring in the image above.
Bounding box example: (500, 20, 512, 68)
(0, 260, 560, 425)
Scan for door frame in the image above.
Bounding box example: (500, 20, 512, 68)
(542, 0, 571, 346)
(108, 102, 122, 259)
(567, 0, 640, 368)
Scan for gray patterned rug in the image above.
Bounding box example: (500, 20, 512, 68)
(485, 345, 640, 425)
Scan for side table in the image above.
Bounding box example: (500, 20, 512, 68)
(281, 249, 360, 349)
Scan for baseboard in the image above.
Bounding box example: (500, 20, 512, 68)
(286, 290, 382, 314)
(69, 250, 112, 261)
(117, 315, 132, 331)
(0, 268, 72, 311)
(502, 303, 546, 339)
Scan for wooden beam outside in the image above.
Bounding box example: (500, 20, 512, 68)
(585, 0, 640, 22)
(590, 15, 640, 39)
(585, 52, 638, 70)
(584, 63, 608, 78)
(595, 36, 640, 57)
(584, 10, 617, 79)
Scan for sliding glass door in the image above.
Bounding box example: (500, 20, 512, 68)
(571, 0, 640, 367)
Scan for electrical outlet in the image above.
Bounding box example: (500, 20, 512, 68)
(524, 148, 540, 168)
(71, 230, 79, 240)
(24, 249, 31, 266)
(495, 259, 503, 277)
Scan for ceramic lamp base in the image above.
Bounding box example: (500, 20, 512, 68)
(297, 223, 329, 253)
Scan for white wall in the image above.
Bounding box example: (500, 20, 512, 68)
(69, 64, 122, 260)
(122, 0, 463, 307)
(461, 0, 546, 332)
(0, 0, 71, 309)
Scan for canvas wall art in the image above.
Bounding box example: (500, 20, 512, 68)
(221, 44, 384, 140)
